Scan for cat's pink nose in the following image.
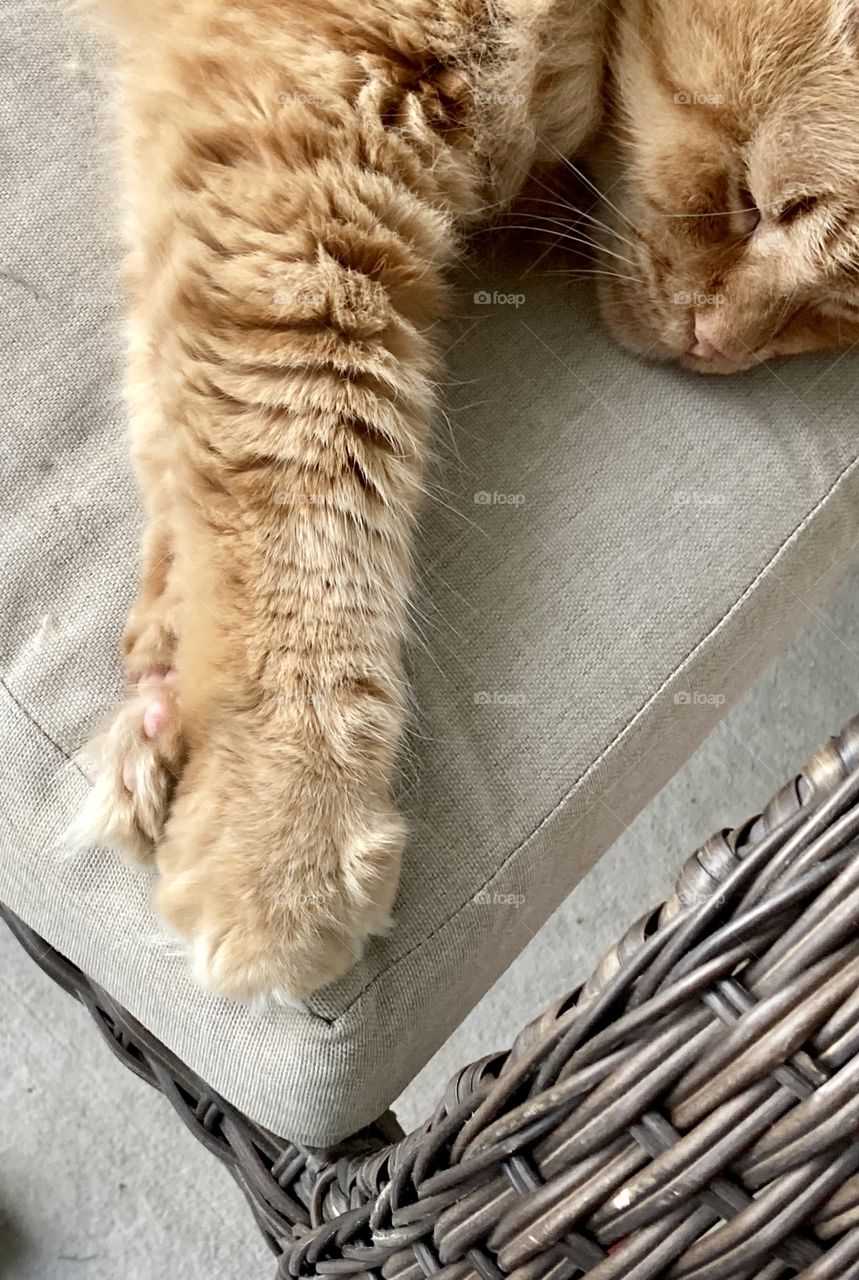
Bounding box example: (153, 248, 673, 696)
(688, 313, 728, 361)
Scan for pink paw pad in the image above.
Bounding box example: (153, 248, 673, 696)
(123, 673, 176, 793)
(142, 696, 170, 739)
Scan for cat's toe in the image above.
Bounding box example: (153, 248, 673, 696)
(67, 671, 185, 861)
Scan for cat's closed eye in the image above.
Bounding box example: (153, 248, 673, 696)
(776, 195, 821, 225)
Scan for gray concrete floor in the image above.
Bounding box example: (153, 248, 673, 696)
(3, 563, 859, 1278)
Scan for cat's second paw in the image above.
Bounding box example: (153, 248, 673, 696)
(154, 742, 405, 1000)
(69, 671, 185, 862)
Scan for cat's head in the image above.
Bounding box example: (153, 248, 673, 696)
(596, 0, 859, 372)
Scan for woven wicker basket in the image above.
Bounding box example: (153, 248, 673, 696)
(6, 716, 859, 1279)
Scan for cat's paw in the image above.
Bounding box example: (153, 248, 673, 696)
(154, 744, 404, 999)
(68, 671, 185, 862)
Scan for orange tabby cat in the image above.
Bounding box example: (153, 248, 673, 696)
(75, 0, 859, 1000)
(597, 0, 859, 370)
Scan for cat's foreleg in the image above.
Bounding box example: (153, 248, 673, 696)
(145, 84, 483, 998)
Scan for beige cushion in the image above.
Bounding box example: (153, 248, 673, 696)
(3, 0, 859, 1145)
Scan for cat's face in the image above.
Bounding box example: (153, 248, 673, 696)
(596, 0, 859, 372)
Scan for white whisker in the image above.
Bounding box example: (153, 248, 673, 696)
(513, 213, 640, 267)
(545, 143, 645, 238)
(481, 222, 639, 270)
(543, 268, 645, 284)
(522, 173, 644, 254)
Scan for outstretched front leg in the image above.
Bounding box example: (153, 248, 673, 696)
(99, 11, 497, 1001)
(80, 0, 606, 999)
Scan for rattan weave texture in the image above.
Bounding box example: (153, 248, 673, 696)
(7, 716, 859, 1279)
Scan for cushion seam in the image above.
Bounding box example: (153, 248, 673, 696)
(0, 675, 88, 782)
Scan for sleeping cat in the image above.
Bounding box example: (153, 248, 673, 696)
(598, 0, 859, 371)
(75, 0, 859, 999)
